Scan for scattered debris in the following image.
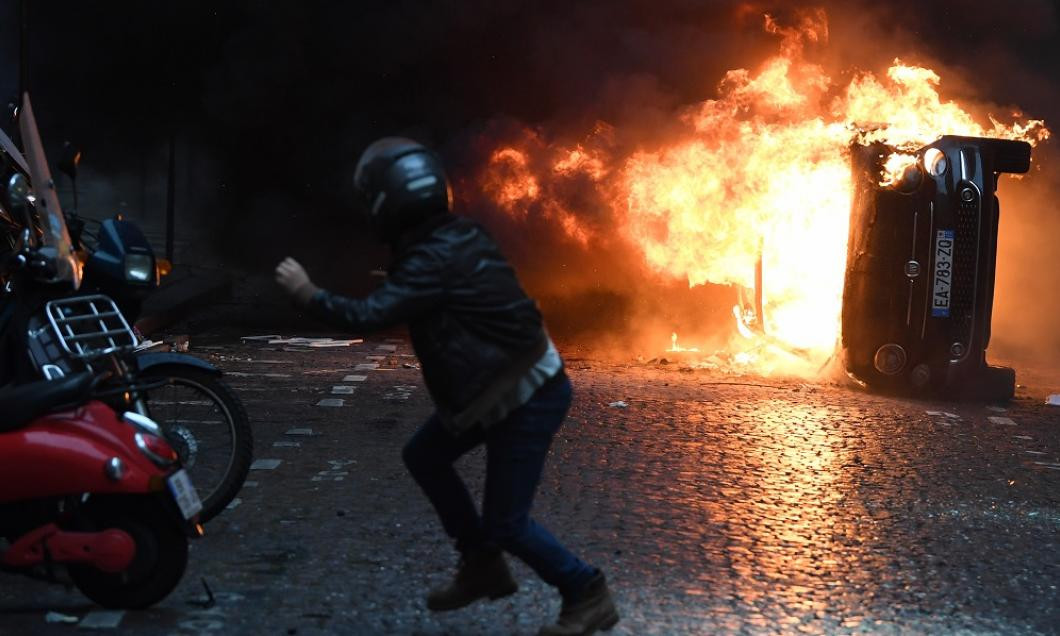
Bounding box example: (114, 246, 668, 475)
(316, 398, 345, 407)
(250, 459, 283, 470)
(988, 416, 1017, 426)
(265, 337, 362, 347)
(169, 334, 190, 352)
(78, 610, 125, 629)
(1047, 394, 1060, 406)
(186, 577, 217, 609)
(402, 362, 420, 369)
(609, 401, 629, 409)
(45, 612, 78, 624)
(134, 339, 167, 352)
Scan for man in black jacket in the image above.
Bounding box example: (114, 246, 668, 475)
(274, 138, 618, 636)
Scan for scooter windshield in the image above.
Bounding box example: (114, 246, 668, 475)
(0, 126, 31, 176)
(18, 93, 81, 289)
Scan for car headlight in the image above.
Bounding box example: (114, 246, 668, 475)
(923, 148, 948, 177)
(123, 254, 154, 282)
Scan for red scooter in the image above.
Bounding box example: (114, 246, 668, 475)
(0, 372, 203, 608)
(0, 93, 202, 608)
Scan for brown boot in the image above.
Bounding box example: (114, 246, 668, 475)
(539, 572, 620, 636)
(426, 548, 519, 611)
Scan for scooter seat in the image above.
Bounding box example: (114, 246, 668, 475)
(0, 372, 95, 432)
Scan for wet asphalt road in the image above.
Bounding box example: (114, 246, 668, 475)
(1, 334, 1059, 635)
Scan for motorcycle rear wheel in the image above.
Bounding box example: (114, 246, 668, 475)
(137, 364, 253, 522)
(68, 496, 187, 609)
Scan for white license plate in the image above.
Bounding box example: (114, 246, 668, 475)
(167, 469, 203, 520)
(932, 229, 954, 317)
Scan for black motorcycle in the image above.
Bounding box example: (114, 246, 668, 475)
(1, 97, 250, 522)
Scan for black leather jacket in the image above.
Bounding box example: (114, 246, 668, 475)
(306, 214, 549, 431)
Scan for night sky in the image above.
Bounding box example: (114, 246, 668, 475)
(2, 1, 1058, 355)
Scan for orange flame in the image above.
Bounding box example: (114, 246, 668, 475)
(480, 9, 1049, 375)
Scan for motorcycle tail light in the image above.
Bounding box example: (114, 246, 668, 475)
(134, 432, 178, 468)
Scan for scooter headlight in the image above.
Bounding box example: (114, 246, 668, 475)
(123, 254, 154, 283)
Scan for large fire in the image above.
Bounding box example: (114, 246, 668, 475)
(480, 9, 1049, 376)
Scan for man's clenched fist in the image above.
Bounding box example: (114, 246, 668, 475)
(275, 257, 319, 305)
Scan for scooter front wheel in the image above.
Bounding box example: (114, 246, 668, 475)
(68, 496, 188, 609)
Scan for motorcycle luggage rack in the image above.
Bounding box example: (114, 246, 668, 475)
(43, 295, 137, 361)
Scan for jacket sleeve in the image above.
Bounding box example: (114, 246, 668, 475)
(304, 246, 445, 333)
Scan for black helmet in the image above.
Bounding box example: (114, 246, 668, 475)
(353, 137, 452, 242)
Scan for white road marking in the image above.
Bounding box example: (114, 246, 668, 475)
(355, 363, 379, 371)
(250, 459, 283, 470)
(926, 411, 960, 418)
(226, 498, 242, 510)
(375, 345, 398, 353)
(273, 441, 301, 447)
(383, 385, 417, 401)
(988, 416, 1017, 426)
(78, 611, 125, 629)
(316, 398, 345, 407)
(343, 375, 368, 382)
(285, 428, 315, 436)
(332, 386, 355, 395)
(312, 459, 355, 482)
(225, 371, 292, 378)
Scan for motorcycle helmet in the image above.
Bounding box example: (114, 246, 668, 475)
(353, 137, 452, 242)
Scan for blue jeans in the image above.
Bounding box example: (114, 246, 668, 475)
(402, 372, 596, 595)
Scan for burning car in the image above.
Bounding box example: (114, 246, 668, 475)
(842, 136, 1032, 399)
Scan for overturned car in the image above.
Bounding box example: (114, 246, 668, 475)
(842, 135, 1031, 400)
